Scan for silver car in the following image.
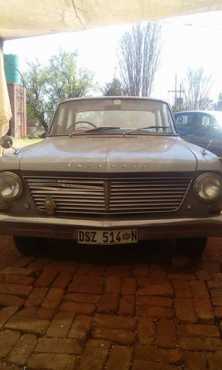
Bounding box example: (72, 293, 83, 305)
(0, 97, 222, 256)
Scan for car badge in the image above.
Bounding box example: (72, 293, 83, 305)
(44, 196, 56, 215)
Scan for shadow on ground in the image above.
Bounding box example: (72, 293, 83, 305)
(29, 238, 200, 266)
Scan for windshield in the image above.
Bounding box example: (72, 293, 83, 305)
(51, 99, 174, 136)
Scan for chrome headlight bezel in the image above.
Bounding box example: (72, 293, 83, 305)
(193, 172, 222, 202)
(0, 171, 23, 201)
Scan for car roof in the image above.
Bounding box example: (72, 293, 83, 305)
(59, 96, 169, 106)
(175, 110, 218, 115)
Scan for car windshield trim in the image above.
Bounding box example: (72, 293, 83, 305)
(51, 130, 176, 137)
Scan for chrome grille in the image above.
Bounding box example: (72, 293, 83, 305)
(110, 178, 191, 213)
(24, 174, 192, 216)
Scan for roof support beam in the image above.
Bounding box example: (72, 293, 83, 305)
(0, 38, 12, 139)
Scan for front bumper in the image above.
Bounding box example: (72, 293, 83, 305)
(0, 214, 222, 240)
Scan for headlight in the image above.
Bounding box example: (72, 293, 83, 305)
(194, 173, 222, 201)
(0, 172, 23, 200)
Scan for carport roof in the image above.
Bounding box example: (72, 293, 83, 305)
(1, 0, 222, 141)
(1, 0, 222, 40)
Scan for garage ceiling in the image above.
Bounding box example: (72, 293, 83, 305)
(1, 0, 222, 40)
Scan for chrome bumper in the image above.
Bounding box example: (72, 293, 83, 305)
(0, 214, 222, 239)
(0, 214, 222, 228)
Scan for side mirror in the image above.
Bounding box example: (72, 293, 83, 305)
(0, 135, 13, 149)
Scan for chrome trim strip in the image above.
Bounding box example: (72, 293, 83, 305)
(0, 214, 221, 228)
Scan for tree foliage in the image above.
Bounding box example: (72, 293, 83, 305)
(103, 78, 123, 96)
(118, 23, 161, 97)
(182, 68, 212, 110)
(24, 50, 94, 130)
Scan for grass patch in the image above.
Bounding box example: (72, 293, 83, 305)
(13, 137, 43, 149)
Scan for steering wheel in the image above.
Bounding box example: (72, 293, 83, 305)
(74, 121, 97, 129)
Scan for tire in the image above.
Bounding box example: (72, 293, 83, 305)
(13, 236, 47, 256)
(176, 237, 207, 257)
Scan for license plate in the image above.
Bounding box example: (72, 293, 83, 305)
(76, 229, 138, 245)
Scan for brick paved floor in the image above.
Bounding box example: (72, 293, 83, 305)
(0, 236, 222, 369)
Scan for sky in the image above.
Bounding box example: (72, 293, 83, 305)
(4, 11, 222, 105)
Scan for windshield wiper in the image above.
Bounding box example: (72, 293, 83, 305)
(128, 126, 172, 135)
(69, 126, 121, 136)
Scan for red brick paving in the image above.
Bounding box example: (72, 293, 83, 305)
(0, 236, 222, 369)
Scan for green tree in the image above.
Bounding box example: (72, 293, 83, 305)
(25, 61, 49, 131)
(25, 50, 94, 131)
(103, 78, 123, 96)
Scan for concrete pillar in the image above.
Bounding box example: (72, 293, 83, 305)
(0, 39, 3, 156)
(0, 38, 12, 155)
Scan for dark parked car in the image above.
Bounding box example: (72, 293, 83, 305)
(174, 111, 222, 157)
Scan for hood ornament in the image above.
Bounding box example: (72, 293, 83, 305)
(44, 196, 56, 215)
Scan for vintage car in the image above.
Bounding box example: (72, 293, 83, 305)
(0, 97, 222, 256)
(174, 110, 222, 157)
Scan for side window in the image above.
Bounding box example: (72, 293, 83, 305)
(192, 114, 212, 136)
(200, 114, 217, 137)
(201, 114, 211, 128)
(175, 113, 212, 136)
(175, 114, 190, 134)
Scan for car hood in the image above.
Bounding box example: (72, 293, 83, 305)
(10, 135, 199, 173)
(2, 135, 221, 173)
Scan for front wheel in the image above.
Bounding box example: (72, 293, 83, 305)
(176, 237, 207, 257)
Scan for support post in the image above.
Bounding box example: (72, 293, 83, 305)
(0, 37, 12, 150)
(0, 38, 3, 156)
